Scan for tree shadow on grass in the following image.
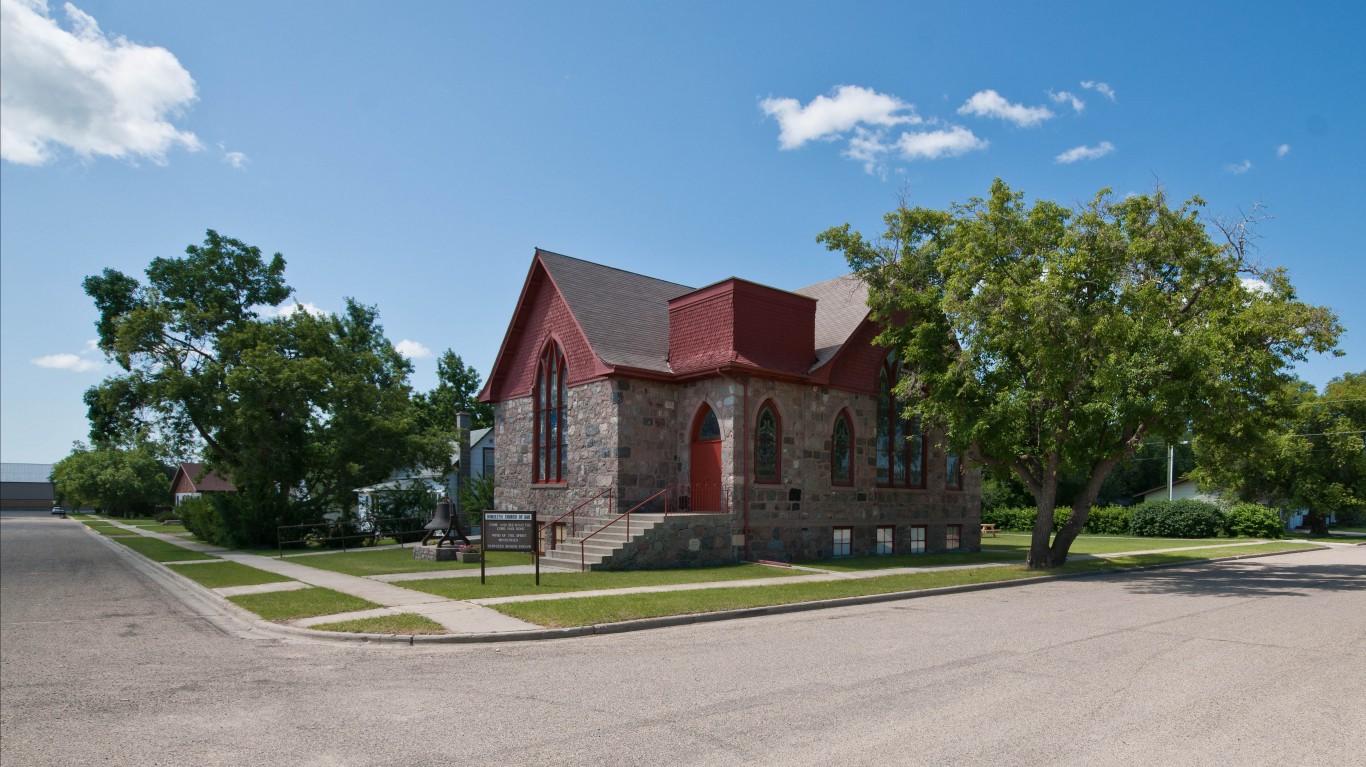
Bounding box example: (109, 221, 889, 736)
(1114, 560, 1366, 600)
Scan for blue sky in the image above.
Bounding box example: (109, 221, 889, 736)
(3, 0, 1363, 463)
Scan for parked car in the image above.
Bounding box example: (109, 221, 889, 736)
(51, 506, 66, 516)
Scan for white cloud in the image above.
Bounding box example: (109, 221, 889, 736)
(1049, 90, 1085, 113)
(32, 353, 100, 372)
(394, 339, 432, 359)
(895, 126, 988, 160)
(1276, 143, 1290, 158)
(1241, 277, 1271, 294)
(957, 90, 1054, 127)
(218, 141, 247, 169)
(759, 85, 921, 149)
(1055, 141, 1115, 164)
(0, 0, 202, 165)
(260, 300, 329, 319)
(843, 127, 892, 175)
(1080, 80, 1116, 101)
(1225, 159, 1253, 175)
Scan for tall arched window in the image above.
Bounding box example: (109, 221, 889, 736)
(533, 341, 567, 483)
(877, 353, 925, 488)
(831, 410, 853, 486)
(755, 401, 780, 484)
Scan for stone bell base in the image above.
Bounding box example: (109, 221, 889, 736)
(412, 544, 461, 562)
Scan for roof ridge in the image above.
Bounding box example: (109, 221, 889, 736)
(536, 248, 694, 292)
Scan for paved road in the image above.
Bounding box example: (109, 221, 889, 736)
(3, 512, 1363, 766)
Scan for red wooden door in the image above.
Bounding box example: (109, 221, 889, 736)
(691, 406, 722, 512)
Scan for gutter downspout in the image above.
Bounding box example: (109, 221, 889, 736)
(715, 367, 751, 561)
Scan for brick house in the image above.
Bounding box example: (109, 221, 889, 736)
(479, 249, 980, 567)
(171, 462, 236, 506)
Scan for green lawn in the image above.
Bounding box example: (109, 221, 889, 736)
(167, 561, 294, 588)
(307, 613, 447, 635)
(111, 536, 218, 562)
(983, 533, 1262, 556)
(399, 562, 804, 601)
(227, 587, 379, 621)
(797, 549, 1024, 571)
(144, 524, 189, 534)
(280, 547, 530, 576)
(493, 542, 1322, 628)
(1330, 526, 1366, 534)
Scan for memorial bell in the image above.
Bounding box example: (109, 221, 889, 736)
(421, 495, 471, 547)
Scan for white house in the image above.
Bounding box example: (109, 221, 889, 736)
(1135, 478, 1222, 505)
(355, 427, 493, 516)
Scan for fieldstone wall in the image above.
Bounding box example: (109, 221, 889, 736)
(599, 513, 738, 570)
(495, 372, 980, 567)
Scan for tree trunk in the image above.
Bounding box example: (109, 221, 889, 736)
(1306, 510, 1331, 536)
(1027, 499, 1059, 569)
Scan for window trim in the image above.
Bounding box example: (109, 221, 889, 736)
(754, 399, 781, 485)
(832, 526, 853, 558)
(877, 354, 926, 489)
(875, 524, 895, 556)
(909, 524, 927, 554)
(831, 409, 854, 487)
(532, 340, 567, 484)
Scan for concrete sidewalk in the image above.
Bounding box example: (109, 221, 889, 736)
(86, 517, 1351, 643)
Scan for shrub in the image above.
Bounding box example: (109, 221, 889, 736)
(178, 496, 228, 545)
(981, 506, 1043, 532)
(1083, 505, 1134, 534)
(1223, 503, 1283, 539)
(1129, 499, 1224, 538)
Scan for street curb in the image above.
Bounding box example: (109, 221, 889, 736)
(82, 522, 1329, 646)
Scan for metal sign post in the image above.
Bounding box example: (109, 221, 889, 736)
(480, 511, 539, 586)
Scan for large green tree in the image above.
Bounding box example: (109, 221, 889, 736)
(50, 443, 169, 517)
(415, 349, 494, 431)
(1195, 372, 1366, 533)
(83, 230, 450, 544)
(820, 180, 1341, 568)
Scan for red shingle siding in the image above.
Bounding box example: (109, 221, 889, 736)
(669, 284, 737, 375)
(731, 281, 815, 376)
(491, 269, 601, 400)
(669, 279, 815, 378)
(822, 320, 886, 394)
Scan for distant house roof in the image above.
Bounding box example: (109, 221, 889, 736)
(1, 463, 55, 483)
(469, 426, 493, 447)
(172, 463, 236, 493)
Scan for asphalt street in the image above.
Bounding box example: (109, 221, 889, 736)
(3, 510, 1363, 767)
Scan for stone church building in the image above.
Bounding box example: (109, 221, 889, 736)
(479, 249, 980, 567)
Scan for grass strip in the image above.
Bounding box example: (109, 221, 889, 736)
(493, 542, 1324, 628)
(285, 547, 531, 576)
(112, 536, 217, 562)
(227, 587, 380, 621)
(800, 550, 1023, 571)
(167, 561, 294, 588)
(144, 524, 188, 534)
(308, 613, 447, 635)
(399, 562, 804, 601)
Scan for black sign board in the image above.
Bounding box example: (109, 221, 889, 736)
(480, 511, 538, 585)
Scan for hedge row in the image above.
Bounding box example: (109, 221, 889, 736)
(981, 501, 1282, 539)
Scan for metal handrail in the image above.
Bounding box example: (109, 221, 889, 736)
(578, 486, 671, 571)
(538, 487, 613, 551)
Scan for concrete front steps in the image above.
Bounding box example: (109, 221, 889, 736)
(541, 515, 666, 571)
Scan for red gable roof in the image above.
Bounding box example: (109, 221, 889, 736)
(172, 463, 236, 494)
(480, 249, 877, 402)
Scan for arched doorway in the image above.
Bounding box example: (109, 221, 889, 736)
(690, 405, 722, 512)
